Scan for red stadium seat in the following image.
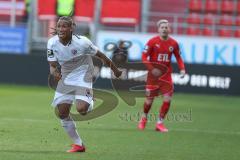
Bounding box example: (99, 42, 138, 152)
(205, 0, 218, 13)
(0, 0, 25, 16)
(187, 13, 201, 24)
(189, 0, 202, 12)
(219, 14, 233, 26)
(38, 0, 56, 20)
(234, 30, 240, 37)
(186, 26, 201, 35)
(100, 0, 141, 26)
(218, 29, 232, 37)
(203, 13, 215, 25)
(202, 27, 214, 36)
(235, 17, 240, 26)
(0, 0, 26, 22)
(74, 0, 95, 22)
(221, 0, 234, 14)
(237, 2, 240, 14)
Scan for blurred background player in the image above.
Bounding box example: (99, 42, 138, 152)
(138, 19, 186, 132)
(56, 0, 75, 17)
(47, 16, 122, 152)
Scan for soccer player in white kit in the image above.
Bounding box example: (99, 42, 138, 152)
(47, 16, 122, 153)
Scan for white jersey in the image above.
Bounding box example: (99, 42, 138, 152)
(47, 35, 98, 87)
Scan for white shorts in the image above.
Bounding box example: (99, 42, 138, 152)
(51, 78, 94, 109)
(52, 91, 94, 107)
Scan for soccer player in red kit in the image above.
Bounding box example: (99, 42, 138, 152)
(138, 19, 186, 132)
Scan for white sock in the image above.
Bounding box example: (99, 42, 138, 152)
(157, 117, 163, 124)
(61, 117, 83, 146)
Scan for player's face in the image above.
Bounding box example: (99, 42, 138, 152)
(158, 23, 170, 39)
(56, 20, 72, 40)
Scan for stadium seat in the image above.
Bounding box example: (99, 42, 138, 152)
(187, 13, 201, 24)
(205, 0, 218, 13)
(237, 2, 240, 14)
(202, 27, 214, 36)
(177, 26, 185, 35)
(234, 30, 240, 37)
(220, 0, 234, 14)
(189, 0, 202, 12)
(186, 26, 201, 35)
(203, 13, 215, 25)
(218, 28, 232, 37)
(100, 0, 141, 26)
(74, 0, 95, 22)
(38, 0, 56, 20)
(151, 0, 187, 13)
(0, 0, 25, 16)
(0, 0, 26, 22)
(219, 14, 233, 26)
(235, 16, 240, 26)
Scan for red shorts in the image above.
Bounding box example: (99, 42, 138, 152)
(145, 74, 173, 98)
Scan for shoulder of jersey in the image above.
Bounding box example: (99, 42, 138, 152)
(151, 35, 159, 41)
(168, 36, 178, 44)
(48, 35, 59, 44)
(148, 35, 160, 44)
(73, 35, 90, 43)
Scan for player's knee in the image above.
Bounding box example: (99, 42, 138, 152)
(58, 112, 69, 119)
(77, 108, 88, 115)
(76, 104, 90, 115)
(55, 109, 69, 119)
(55, 103, 71, 119)
(163, 95, 172, 102)
(145, 97, 154, 105)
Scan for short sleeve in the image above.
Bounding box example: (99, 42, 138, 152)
(82, 37, 98, 55)
(142, 39, 153, 55)
(47, 38, 57, 62)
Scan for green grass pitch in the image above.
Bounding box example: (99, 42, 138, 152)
(0, 84, 240, 160)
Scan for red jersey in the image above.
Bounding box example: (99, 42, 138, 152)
(142, 36, 185, 83)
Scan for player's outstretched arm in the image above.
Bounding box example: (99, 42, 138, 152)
(95, 51, 122, 78)
(174, 43, 186, 78)
(49, 61, 61, 81)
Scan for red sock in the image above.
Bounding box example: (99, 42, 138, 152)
(143, 102, 152, 114)
(159, 101, 170, 119)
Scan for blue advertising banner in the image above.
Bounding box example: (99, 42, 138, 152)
(96, 31, 240, 66)
(0, 26, 27, 54)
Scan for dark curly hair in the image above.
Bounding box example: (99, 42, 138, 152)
(51, 16, 76, 35)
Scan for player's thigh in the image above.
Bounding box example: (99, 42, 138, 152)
(162, 84, 174, 102)
(145, 84, 160, 98)
(75, 87, 93, 114)
(52, 91, 74, 107)
(75, 99, 91, 115)
(158, 79, 173, 94)
(52, 91, 74, 119)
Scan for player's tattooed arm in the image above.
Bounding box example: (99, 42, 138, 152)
(49, 61, 61, 81)
(95, 51, 122, 78)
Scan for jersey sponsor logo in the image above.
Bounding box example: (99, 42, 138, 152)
(169, 46, 174, 52)
(71, 49, 78, 55)
(157, 54, 169, 62)
(47, 49, 54, 58)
